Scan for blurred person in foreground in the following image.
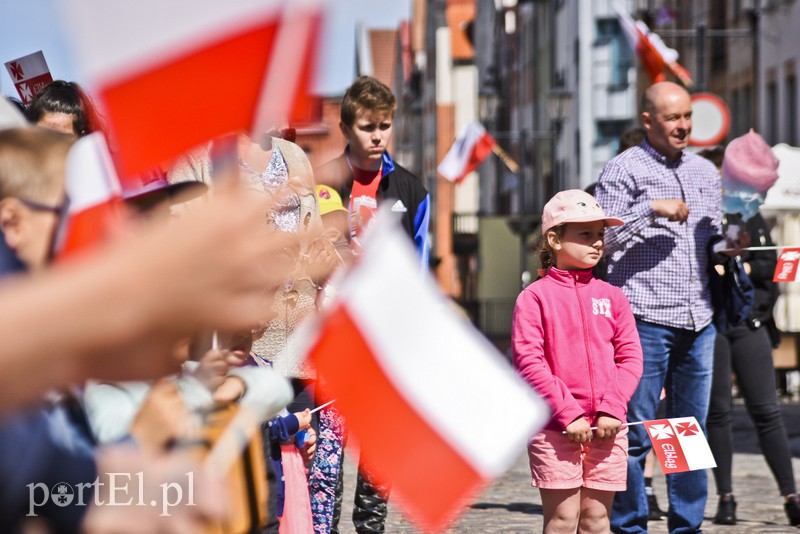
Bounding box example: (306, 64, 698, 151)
(0, 124, 303, 532)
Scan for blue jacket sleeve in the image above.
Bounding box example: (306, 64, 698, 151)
(413, 194, 431, 270)
(266, 413, 300, 443)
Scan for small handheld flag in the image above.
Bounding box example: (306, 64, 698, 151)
(4, 51, 54, 105)
(774, 248, 800, 282)
(644, 417, 716, 474)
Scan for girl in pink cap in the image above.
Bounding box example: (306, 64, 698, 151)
(512, 189, 643, 533)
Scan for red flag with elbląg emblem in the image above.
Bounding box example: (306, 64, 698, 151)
(4, 51, 54, 105)
(644, 417, 716, 474)
(774, 248, 800, 282)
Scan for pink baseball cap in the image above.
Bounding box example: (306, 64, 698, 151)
(541, 189, 624, 235)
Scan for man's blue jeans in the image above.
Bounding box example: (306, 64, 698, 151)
(611, 320, 716, 534)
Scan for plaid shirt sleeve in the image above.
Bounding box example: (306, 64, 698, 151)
(595, 160, 654, 256)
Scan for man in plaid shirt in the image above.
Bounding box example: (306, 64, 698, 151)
(596, 81, 722, 534)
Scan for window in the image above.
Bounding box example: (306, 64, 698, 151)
(742, 84, 753, 136)
(596, 119, 632, 153)
(767, 81, 778, 144)
(596, 18, 633, 89)
(731, 88, 741, 136)
(786, 74, 797, 145)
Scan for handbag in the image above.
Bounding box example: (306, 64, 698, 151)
(709, 254, 755, 332)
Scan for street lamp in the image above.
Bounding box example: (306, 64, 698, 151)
(479, 68, 500, 124)
(546, 87, 573, 191)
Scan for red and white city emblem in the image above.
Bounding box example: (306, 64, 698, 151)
(675, 421, 699, 436)
(648, 424, 674, 440)
(9, 62, 24, 80)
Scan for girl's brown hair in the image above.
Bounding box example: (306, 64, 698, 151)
(538, 224, 566, 276)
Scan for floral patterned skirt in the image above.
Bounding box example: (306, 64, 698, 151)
(308, 405, 346, 533)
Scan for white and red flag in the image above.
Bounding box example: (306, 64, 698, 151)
(298, 209, 549, 532)
(4, 51, 54, 105)
(53, 133, 126, 261)
(644, 417, 716, 474)
(58, 0, 321, 180)
(774, 248, 800, 282)
(437, 121, 497, 184)
(611, 1, 693, 87)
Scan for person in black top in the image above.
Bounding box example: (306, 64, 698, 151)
(700, 144, 800, 527)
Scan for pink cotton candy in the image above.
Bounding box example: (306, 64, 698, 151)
(721, 130, 779, 193)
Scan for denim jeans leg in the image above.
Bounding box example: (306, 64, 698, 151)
(611, 320, 671, 534)
(664, 324, 716, 534)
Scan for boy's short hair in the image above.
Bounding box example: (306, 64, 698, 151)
(0, 127, 73, 201)
(340, 76, 397, 127)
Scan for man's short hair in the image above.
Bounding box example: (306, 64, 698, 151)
(0, 127, 73, 201)
(340, 76, 397, 127)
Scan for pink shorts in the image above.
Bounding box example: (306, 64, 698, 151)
(528, 427, 628, 491)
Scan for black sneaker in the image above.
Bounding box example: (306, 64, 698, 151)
(713, 494, 737, 525)
(785, 494, 800, 527)
(647, 492, 666, 520)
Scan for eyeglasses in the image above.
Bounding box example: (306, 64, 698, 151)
(17, 197, 64, 214)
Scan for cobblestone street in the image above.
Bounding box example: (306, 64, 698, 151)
(336, 403, 800, 533)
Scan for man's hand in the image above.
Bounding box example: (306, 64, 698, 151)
(594, 415, 622, 439)
(719, 225, 751, 257)
(565, 417, 592, 443)
(652, 199, 690, 223)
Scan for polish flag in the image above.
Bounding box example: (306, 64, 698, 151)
(58, 0, 321, 181)
(53, 133, 126, 261)
(611, 1, 693, 87)
(301, 209, 549, 532)
(644, 417, 716, 474)
(438, 121, 497, 184)
(774, 248, 800, 282)
(4, 51, 54, 104)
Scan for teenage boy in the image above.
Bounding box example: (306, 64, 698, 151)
(314, 75, 430, 534)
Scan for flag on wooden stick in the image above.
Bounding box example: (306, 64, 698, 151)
(612, 1, 693, 87)
(438, 121, 497, 184)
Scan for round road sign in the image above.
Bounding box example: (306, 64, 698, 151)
(689, 93, 730, 147)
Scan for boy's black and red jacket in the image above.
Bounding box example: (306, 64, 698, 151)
(315, 148, 430, 266)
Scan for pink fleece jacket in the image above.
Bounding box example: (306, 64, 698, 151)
(512, 267, 643, 432)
